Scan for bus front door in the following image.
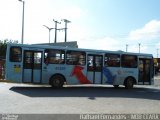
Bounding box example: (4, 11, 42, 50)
(138, 58, 152, 85)
(23, 50, 42, 83)
(87, 54, 103, 84)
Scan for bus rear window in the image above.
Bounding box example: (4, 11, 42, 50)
(10, 47, 22, 62)
(121, 55, 137, 68)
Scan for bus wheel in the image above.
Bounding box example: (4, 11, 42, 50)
(50, 75, 64, 88)
(124, 77, 134, 89)
(113, 85, 119, 88)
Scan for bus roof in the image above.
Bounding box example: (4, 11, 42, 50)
(7, 43, 153, 57)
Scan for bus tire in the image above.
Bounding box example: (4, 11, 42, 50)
(113, 85, 119, 88)
(50, 75, 64, 88)
(124, 77, 134, 89)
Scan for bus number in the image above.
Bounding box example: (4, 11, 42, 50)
(55, 67, 66, 70)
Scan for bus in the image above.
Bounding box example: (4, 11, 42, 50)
(5, 43, 154, 88)
(154, 58, 160, 74)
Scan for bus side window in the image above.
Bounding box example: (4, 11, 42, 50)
(10, 47, 22, 62)
(87, 56, 94, 71)
(66, 51, 86, 65)
(105, 54, 120, 67)
(44, 49, 65, 64)
(95, 56, 103, 71)
(121, 55, 137, 68)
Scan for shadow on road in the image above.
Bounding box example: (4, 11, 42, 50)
(9, 85, 160, 100)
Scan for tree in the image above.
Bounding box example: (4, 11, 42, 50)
(0, 39, 18, 59)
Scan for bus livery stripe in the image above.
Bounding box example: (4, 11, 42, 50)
(103, 67, 116, 84)
(71, 65, 92, 84)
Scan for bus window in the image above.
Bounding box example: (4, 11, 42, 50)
(66, 51, 86, 65)
(121, 55, 137, 68)
(10, 47, 22, 62)
(95, 56, 103, 71)
(105, 54, 120, 67)
(34, 52, 42, 69)
(24, 51, 32, 69)
(87, 55, 102, 71)
(87, 56, 94, 70)
(44, 49, 65, 64)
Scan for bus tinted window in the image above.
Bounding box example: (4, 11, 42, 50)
(121, 55, 137, 68)
(10, 47, 22, 62)
(66, 51, 86, 65)
(34, 52, 42, 69)
(87, 55, 103, 71)
(45, 49, 65, 64)
(105, 54, 120, 67)
(24, 51, 32, 69)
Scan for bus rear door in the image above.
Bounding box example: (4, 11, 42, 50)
(23, 50, 42, 83)
(138, 58, 153, 85)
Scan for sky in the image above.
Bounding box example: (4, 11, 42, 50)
(0, 0, 160, 57)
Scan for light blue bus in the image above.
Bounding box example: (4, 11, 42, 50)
(5, 43, 154, 88)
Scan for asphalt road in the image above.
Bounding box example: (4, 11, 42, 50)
(0, 80, 160, 114)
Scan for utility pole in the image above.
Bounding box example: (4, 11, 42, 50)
(126, 44, 128, 52)
(53, 19, 61, 43)
(18, 0, 25, 44)
(43, 25, 54, 43)
(61, 19, 71, 42)
(138, 43, 141, 53)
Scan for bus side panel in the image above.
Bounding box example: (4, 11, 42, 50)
(6, 62, 23, 83)
(42, 64, 65, 84)
(5, 45, 23, 83)
(42, 64, 67, 84)
(66, 65, 87, 85)
(102, 67, 138, 85)
(119, 68, 138, 85)
(42, 64, 50, 84)
(102, 67, 121, 85)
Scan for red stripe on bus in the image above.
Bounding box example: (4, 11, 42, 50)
(71, 65, 91, 84)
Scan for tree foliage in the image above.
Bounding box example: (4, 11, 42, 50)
(0, 39, 18, 59)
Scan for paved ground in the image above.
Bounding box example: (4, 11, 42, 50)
(0, 77, 160, 114)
